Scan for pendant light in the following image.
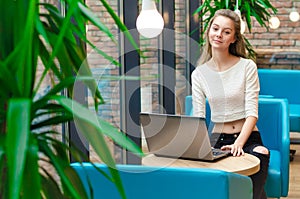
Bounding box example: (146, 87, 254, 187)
(234, 0, 246, 34)
(136, 0, 164, 38)
(269, 16, 280, 29)
(289, 3, 300, 22)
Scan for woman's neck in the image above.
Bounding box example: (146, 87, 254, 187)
(210, 51, 238, 72)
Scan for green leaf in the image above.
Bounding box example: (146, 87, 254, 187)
(35, 14, 50, 45)
(31, 115, 73, 130)
(244, 2, 252, 32)
(193, 0, 209, 15)
(0, 62, 18, 95)
(77, 2, 115, 42)
(0, 134, 6, 195)
(52, 95, 145, 199)
(22, 135, 41, 199)
(40, 169, 66, 199)
(6, 98, 31, 199)
(73, 115, 126, 199)
(99, 0, 140, 54)
(43, 0, 79, 84)
(39, 139, 86, 199)
(16, 0, 37, 98)
(53, 95, 144, 156)
(64, 166, 91, 199)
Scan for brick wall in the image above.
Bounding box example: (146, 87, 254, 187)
(86, 0, 120, 163)
(244, 0, 300, 69)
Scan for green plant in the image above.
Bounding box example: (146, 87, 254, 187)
(0, 0, 142, 198)
(194, 0, 277, 58)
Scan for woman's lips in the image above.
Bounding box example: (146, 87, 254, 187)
(213, 39, 222, 43)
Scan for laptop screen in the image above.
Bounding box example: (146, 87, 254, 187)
(140, 113, 215, 160)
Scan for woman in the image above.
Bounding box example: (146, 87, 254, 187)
(191, 9, 269, 199)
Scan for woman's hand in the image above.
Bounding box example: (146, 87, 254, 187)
(221, 143, 245, 156)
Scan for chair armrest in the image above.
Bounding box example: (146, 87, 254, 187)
(278, 99, 290, 196)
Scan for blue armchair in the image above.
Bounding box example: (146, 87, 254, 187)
(258, 69, 300, 133)
(185, 96, 290, 198)
(71, 163, 253, 199)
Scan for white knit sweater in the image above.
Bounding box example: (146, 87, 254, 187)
(191, 58, 260, 123)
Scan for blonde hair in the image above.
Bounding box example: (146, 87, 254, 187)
(198, 9, 247, 65)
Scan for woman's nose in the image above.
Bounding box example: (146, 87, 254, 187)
(216, 31, 222, 38)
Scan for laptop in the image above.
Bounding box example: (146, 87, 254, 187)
(140, 112, 230, 161)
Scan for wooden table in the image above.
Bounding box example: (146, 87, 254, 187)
(142, 153, 260, 176)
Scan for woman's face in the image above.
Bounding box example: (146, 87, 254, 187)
(208, 16, 236, 51)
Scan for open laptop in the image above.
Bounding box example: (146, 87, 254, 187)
(140, 112, 230, 161)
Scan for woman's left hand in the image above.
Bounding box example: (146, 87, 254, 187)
(221, 143, 245, 156)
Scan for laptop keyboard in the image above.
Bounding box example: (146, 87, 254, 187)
(212, 148, 230, 156)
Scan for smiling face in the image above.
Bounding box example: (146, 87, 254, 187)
(208, 16, 236, 51)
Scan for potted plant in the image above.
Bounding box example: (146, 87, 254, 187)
(0, 0, 142, 198)
(194, 0, 277, 58)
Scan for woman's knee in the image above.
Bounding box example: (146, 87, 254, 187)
(253, 146, 269, 155)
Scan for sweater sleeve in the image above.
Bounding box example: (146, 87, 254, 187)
(245, 60, 260, 119)
(191, 68, 206, 118)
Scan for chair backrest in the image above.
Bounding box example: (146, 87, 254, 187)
(256, 98, 290, 197)
(258, 69, 300, 104)
(256, 98, 290, 151)
(71, 163, 252, 199)
(185, 95, 212, 129)
(185, 95, 193, 116)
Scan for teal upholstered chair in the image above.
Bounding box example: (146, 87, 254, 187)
(258, 69, 300, 133)
(256, 98, 290, 198)
(71, 163, 252, 199)
(258, 69, 300, 160)
(185, 96, 290, 198)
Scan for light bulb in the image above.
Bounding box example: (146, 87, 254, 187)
(289, 11, 300, 22)
(136, 0, 164, 38)
(269, 16, 280, 29)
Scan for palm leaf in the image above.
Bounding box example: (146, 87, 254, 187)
(77, 2, 116, 42)
(39, 139, 87, 199)
(99, 0, 140, 54)
(21, 135, 41, 199)
(1, 0, 143, 198)
(53, 95, 143, 156)
(6, 99, 31, 199)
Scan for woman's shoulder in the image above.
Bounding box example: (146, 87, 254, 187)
(238, 57, 257, 70)
(240, 57, 257, 66)
(192, 63, 208, 74)
(191, 63, 211, 82)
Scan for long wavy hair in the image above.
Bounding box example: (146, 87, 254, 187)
(198, 9, 247, 65)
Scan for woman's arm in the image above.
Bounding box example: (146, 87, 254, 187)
(221, 60, 260, 156)
(191, 69, 206, 118)
(230, 116, 257, 156)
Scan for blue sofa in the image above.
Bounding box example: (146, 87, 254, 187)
(258, 69, 300, 133)
(71, 163, 253, 199)
(185, 96, 290, 198)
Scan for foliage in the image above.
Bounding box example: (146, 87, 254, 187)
(0, 0, 142, 198)
(194, 0, 277, 58)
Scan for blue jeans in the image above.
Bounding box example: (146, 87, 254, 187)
(210, 131, 270, 199)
